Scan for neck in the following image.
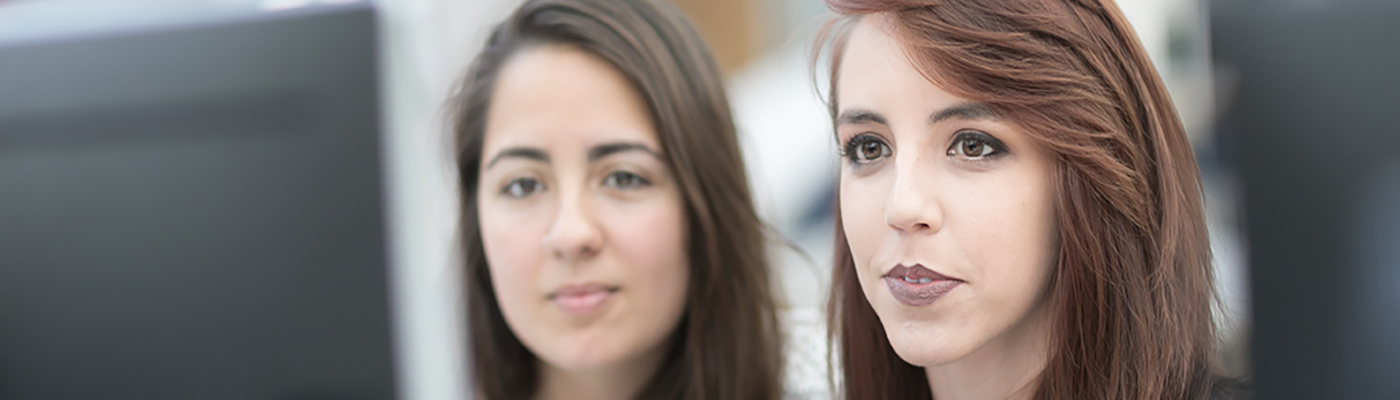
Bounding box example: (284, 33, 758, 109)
(532, 345, 668, 400)
(924, 301, 1053, 400)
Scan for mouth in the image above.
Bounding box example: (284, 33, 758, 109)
(548, 283, 620, 316)
(882, 264, 963, 307)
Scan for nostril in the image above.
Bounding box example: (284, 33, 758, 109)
(914, 222, 931, 230)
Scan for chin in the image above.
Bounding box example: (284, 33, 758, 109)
(881, 316, 973, 368)
(537, 331, 629, 370)
(541, 347, 624, 372)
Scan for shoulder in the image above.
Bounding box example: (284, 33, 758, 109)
(780, 308, 833, 399)
(1206, 376, 1253, 400)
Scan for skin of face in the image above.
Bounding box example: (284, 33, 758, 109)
(835, 16, 1059, 398)
(476, 44, 690, 398)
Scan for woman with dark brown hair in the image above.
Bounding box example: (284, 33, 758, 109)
(449, 0, 782, 399)
(817, 0, 1246, 399)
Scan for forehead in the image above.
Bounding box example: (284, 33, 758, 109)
(483, 44, 660, 153)
(836, 17, 963, 114)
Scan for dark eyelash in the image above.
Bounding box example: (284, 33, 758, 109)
(840, 133, 884, 162)
(839, 137, 855, 158)
(949, 130, 1009, 160)
(500, 177, 542, 198)
(605, 170, 652, 188)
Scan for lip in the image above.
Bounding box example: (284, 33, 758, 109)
(548, 283, 619, 316)
(882, 264, 962, 307)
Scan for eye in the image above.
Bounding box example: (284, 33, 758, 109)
(947, 131, 1007, 160)
(842, 134, 892, 164)
(603, 170, 651, 189)
(501, 177, 543, 198)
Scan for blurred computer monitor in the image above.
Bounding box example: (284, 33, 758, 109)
(1212, 1, 1400, 398)
(0, 3, 396, 399)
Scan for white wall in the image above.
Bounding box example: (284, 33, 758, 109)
(375, 0, 518, 399)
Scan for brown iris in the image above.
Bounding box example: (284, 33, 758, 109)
(859, 140, 884, 160)
(961, 139, 987, 157)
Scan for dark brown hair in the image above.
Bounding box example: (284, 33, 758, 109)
(449, 0, 782, 399)
(817, 0, 1233, 399)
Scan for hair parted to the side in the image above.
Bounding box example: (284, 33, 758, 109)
(449, 1, 783, 399)
(817, 0, 1236, 399)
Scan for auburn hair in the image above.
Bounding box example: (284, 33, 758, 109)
(451, 0, 782, 399)
(818, 0, 1234, 399)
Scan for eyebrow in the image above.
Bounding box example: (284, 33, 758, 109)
(485, 146, 548, 170)
(836, 102, 999, 127)
(483, 141, 662, 170)
(930, 102, 999, 124)
(836, 109, 888, 126)
(587, 141, 662, 162)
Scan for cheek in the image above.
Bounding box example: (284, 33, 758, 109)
(478, 199, 550, 321)
(599, 196, 690, 321)
(839, 174, 890, 269)
(960, 169, 1058, 303)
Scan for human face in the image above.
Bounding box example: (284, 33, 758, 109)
(835, 18, 1059, 367)
(477, 45, 689, 373)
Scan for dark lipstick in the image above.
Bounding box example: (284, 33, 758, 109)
(883, 264, 962, 307)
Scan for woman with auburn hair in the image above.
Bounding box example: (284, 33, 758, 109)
(450, 0, 782, 399)
(817, 0, 1246, 399)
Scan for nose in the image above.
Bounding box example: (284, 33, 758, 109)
(884, 163, 943, 234)
(544, 189, 605, 263)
